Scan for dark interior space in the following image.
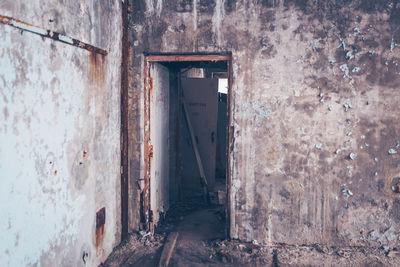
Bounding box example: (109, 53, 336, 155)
(162, 60, 228, 205)
(154, 59, 229, 219)
(134, 58, 231, 266)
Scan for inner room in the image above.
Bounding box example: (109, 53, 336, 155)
(143, 55, 231, 238)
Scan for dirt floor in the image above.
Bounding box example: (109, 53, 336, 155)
(101, 202, 400, 267)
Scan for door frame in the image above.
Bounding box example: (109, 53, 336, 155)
(143, 53, 233, 236)
(120, 0, 129, 241)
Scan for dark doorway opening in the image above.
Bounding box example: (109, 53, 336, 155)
(143, 54, 232, 240)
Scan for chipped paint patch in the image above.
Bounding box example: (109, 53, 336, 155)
(251, 101, 272, 119)
(339, 64, 351, 80)
(342, 189, 353, 198)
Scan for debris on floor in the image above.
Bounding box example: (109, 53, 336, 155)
(102, 202, 400, 267)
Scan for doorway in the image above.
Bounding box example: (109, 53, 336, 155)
(142, 54, 232, 237)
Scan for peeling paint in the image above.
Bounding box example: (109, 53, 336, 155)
(342, 189, 353, 198)
(339, 64, 351, 80)
(343, 101, 353, 112)
(251, 101, 272, 119)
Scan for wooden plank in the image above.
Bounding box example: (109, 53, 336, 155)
(158, 232, 179, 267)
(182, 98, 209, 191)
(146, 55, 230, 62)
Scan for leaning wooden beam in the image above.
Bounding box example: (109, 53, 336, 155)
(158, 232, 179, 267)
(0, 14, 107, 55)
(181, 98, 210, 202)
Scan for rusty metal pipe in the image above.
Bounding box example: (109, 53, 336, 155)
(0, 14, 107, 55)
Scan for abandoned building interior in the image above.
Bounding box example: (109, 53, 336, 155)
(1, 0, 400, 266)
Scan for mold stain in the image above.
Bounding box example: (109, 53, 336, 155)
(156, 0, 163, 15)
(212, 0, 225, 46)
(193, 0, 198, 30)
(3, 107, 9, 120)
(145, 0, 155, 13)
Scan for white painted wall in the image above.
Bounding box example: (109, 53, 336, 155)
(0, 1, 122, 266)
(150, 63, 170, 225)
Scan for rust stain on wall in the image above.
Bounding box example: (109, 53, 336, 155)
(142, 60, 151, 230)
(89, 52, 105, 85)
(96, 207, 106, 250)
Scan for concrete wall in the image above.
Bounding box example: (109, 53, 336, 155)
(0, 1, 122, 266)
(128, 0, 400, 248)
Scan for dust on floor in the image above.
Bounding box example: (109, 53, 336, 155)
(101, 203, 400, 266)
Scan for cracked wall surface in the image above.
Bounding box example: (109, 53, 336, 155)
(0, 1, 122, 266)
(127, 0, 400, 248)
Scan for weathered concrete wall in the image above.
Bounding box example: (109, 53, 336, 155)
(0, 1, 122, 266)
(128, 0, 400, 248)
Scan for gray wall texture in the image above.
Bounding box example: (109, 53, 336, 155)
(127, 0, 400, 248)
(0, 1, 122, 266)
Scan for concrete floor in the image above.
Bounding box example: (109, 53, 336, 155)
(168, 206, 226, 266)
(102, 202, 400, 267)
(101, 203, 227, 267)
